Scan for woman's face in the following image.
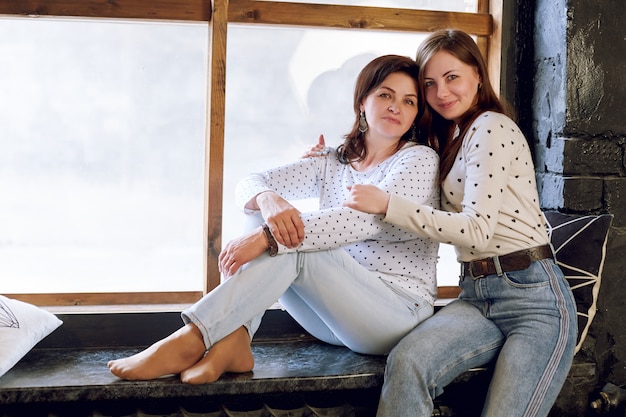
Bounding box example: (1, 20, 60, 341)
(359, 71, 418, 143)
(422, 50, 481, 124)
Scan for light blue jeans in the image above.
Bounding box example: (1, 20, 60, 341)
(182, 248, 433, 355)
(377, 258, 577, 417)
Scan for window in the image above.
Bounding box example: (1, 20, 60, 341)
(0, 0, 498, 307)
(1, 18, 207, 298)
(222, 26, 462, 288)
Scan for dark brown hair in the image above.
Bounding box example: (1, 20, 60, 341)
(337, 54, 423, 164)
(415, 29, 514, 182)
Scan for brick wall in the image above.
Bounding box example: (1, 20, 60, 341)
(512, 0, 626, 401)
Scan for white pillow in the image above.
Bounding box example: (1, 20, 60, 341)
(0, 295, 63, 378)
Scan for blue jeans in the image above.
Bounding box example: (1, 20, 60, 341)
(182, 248, 433, 355)
(377, 258, 577, 417)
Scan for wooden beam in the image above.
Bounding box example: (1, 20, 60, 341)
(229, 0, 492, 36)
(205, 0, 228, 292)
(437, 286, 461, 299)
(6, 292, 203, 306)
(0, 0, 211, 21)
(476, 0, 490, 82)
(486, 0, 503, 96)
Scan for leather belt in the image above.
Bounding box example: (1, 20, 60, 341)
(461, 244, 554, 279)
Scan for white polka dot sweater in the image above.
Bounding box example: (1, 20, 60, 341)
(386, 111, 549, 263)
(235, 142, 440, 305)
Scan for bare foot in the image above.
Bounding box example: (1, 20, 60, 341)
(108, 323, 206, 380)
(180, 326, 254, 384)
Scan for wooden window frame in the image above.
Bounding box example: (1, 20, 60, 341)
(1, 0, 501, 307)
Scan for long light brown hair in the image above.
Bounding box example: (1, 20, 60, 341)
(415, 29, 514, 183)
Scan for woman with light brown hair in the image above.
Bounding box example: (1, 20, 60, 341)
(333, 29, 577, 417)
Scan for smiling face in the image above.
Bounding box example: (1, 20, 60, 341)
(422, 50, 481, 124)
(359, 71, 419, 143)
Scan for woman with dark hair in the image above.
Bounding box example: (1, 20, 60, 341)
(334, 30, 577, 417)
(107, 54, 440, 385)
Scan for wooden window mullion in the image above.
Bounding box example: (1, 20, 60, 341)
(205, 0, 229, 293)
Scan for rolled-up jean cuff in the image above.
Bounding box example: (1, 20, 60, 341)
(181, 310, 210, 350)
(181, 311, 262, 351)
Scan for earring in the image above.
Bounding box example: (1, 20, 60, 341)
(358, 110, 368, 133)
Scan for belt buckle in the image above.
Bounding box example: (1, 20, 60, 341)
(469, 260, 487, 280)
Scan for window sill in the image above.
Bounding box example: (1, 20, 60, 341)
(43, 303, 195, 315)
(0, 308, 597, 414)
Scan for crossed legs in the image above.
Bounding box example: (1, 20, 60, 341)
(108, 247, 426, 384)
(108, 249, 297, 384)
(107, 324, 254, 384)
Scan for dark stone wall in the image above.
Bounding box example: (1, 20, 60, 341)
(564, 1, 626, 135)
(503, 0, 626, 415)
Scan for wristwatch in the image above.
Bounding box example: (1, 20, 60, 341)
(261, 223, 278, 257)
